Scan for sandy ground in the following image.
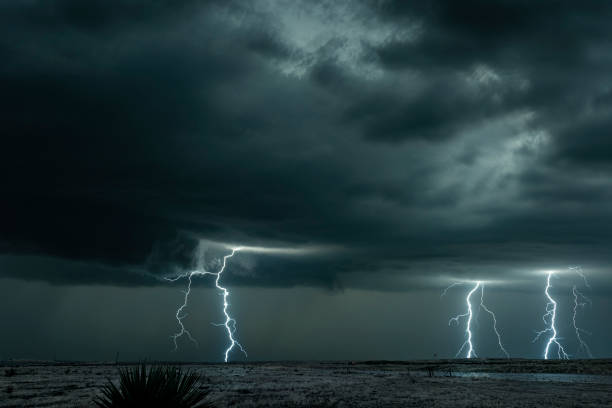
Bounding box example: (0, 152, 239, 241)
(1, 360, 612, 407)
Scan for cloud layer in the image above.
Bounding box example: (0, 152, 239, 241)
(2, 0, 612, 290)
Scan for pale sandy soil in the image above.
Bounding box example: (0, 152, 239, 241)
(1, 360, 611, 407)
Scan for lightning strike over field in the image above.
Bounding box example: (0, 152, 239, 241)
(449, 282, 480, 358)
(165, 246, 246, 362)
(165, 269, 201, 350)
(479, 286, 510, 358)
(572, 285, 593, 358)
(212, 247, 247, 362)
(533, 271, 569, 360)
(568, 266, 594, 357)
(446, 281, 509, 358)
(165, 241, 324, 361)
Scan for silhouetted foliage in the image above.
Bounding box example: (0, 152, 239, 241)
(94, 364, 212, 408)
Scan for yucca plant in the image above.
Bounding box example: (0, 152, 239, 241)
(94, 364, 212, 408)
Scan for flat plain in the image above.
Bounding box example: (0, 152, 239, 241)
(1, 359, 611, 407)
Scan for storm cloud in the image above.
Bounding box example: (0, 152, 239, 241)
(2, 0, 612, 292)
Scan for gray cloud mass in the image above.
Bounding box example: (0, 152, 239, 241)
(2, 0, 612, 292)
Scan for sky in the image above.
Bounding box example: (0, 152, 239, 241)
(1, 0, 611, 362)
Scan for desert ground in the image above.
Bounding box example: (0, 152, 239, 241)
(1, 359, 612, 407)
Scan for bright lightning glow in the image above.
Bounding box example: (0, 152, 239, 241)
(572, 285, 593, 358)
(447, 281, 509, 359)
(479, 285, 510, 358)
(213, 247, 247, 362)
(449, 282, 480, 358)
(166, 247, 246, 362)
(533, 271, 569, 360)
(165, 270, 202, 350)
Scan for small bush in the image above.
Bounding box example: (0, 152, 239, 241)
(93, 364, 212, 408)
(5, 385, 14, 394)
(4, 368, 16, 377)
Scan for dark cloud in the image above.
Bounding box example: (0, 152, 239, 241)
(0, 0, 213, 30)
(341, 75, 526, 142)
(1, 0, 612, 294)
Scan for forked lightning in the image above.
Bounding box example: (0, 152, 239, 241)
(165, 247, 246, 362)
(572, 285, 593, 358)
(533, 271, 569, 360)
(446, 281, 509, 358)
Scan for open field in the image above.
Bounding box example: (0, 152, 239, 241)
(1, 360, 612, 407)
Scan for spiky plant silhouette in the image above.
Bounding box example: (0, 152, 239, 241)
(94, 364, 212, 408)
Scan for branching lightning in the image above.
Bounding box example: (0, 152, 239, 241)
(568, 265, 594, 358)
(166, 247, 246, 362)
(165, 270, 202, 350)
(533, 271, 569, 360)
(448, 282, 480, 358)
(479, 285, 510, 358)
(572, 285, 593, 358)
(447, 281, 509, 358)
(212, 248, 247, 362)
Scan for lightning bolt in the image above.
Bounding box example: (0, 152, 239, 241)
(446, 281, 509, 358)
(165, 270, 201, 350)
(533, 271, 569, 360)
(572, 285, 593, 358)
(449, 282, 480, 358)
(441, 282, 462, 298)
(165, 247, 246, 362)
(211, 247, 247, 362)
(569, 265, 593, 357)
(479, 285, 510, 358)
